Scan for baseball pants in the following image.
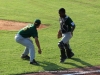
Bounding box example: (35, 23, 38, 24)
(15, 34, 35, 62)
(61, 32, 72, 44)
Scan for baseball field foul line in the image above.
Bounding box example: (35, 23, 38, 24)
(62, 70, 100, 75)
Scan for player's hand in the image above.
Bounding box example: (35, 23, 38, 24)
(38, 49, 42, 54)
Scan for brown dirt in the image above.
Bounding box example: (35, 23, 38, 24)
(23, 66, 100, 75)
(0, 20, 47, 31)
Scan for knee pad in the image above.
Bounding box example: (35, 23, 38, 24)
(58, 41, 65, 49)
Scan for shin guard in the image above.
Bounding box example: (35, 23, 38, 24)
(64, 44, 74, 58)
(58, 41, 66, 59)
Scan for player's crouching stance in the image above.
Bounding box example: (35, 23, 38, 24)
(15, 19, 42, 65)
(57, 8, 76, 63)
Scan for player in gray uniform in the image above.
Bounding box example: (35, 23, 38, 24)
(15, 19, 42, 65)
(57, 8, 76, 63)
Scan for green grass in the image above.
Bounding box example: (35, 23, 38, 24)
(0, 0, 100, 75)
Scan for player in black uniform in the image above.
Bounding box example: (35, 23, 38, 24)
(57, 8, 76, 63)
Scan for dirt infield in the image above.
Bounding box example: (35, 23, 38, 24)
(0, 20, 47, 31)
(23, 66, 100, 75)
(0, 20, 100, 75)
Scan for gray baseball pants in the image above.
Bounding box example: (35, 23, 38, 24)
(61, 32, 72, 44)
(15, 34, 35, 62)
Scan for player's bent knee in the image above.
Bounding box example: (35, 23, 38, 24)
(58, 41, 64, 49)
(64, 44, 69, 49)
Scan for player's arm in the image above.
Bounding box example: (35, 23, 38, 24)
(57, 29, 62, 39)
(71, 22, 76, 35)
(34, 37, 42, 54)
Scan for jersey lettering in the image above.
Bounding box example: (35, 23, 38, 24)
(22, 25, 32, 31)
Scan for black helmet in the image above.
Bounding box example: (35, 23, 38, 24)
(34, 19, 41, 26)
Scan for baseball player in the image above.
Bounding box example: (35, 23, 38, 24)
(15, 19, 42, 65)
(57, 8, 76, 63)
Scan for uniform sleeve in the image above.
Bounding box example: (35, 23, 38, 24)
(32, 30, 38, 38)
(71, 22, 75, 26)
(67, 17, 75, 26)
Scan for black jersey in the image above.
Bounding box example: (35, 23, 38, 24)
(59, 16, 75, 33)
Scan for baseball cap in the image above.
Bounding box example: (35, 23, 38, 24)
(34, 19, 41, 25)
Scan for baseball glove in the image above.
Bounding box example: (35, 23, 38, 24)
(57, 30, 62, 39)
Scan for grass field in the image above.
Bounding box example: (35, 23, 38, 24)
(0, 0, 100, 75)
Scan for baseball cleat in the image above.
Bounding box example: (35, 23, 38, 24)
(68, 52, 74, 58)
(21, 54, 30, 60)
(30, 59, 39, 65)
(60, 57, 67, 63)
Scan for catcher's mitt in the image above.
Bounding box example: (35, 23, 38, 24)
(57, 30, 62, 39)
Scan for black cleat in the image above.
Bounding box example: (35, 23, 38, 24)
(60, 57, 67, 63)
(30, 59, 39, 65)
(68, 52, 74, 58)
(21, 54, 30, 60)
